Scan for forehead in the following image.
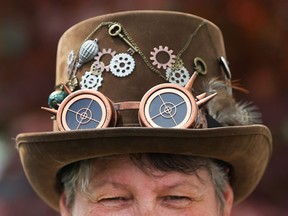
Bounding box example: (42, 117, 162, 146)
(87, 155, 212, 186)
(88, 154, 212, 174)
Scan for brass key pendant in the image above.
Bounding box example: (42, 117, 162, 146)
(108, 23, 138, 55)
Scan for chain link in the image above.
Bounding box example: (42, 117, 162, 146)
(109, 23, 167, 80)
(177, 21, 206, 59)
(70, 20, 206, 82)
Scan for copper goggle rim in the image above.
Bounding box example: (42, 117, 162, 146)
(57, 83, 200, 131)
(57, 90, 114, 131)
(139, 83, 198, 128)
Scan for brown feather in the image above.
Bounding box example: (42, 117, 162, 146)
(203, 78, 262, 126)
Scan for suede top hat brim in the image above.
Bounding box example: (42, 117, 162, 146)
(16, 10, 272, 211)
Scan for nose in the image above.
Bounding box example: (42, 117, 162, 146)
(136, 200, 156, 216)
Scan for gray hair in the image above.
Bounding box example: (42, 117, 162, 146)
(57, 154, 230, 212)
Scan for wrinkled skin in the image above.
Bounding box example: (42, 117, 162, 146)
(60, 156, 233, 216)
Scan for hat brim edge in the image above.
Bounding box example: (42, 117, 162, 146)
(17, 125, 272, 211)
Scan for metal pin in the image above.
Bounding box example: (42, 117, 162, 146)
(185, 71, 198, 91)
(196, 92, 207, 100)
(41, 107, 58, 115)
(219, 56, 231, 80)
(196, 92, 217, 106)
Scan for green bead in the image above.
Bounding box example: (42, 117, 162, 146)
(48, 90, 68, 109)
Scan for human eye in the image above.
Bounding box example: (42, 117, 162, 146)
(98, 196, 132, 208)
(161, 195, 192, 208)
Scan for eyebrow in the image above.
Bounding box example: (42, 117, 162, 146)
(91, 179, 202, 193)
(91, 180, 131, 190)
(157, 180, 202, 192)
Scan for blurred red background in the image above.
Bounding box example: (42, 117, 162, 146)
(0, 0, 287, 215)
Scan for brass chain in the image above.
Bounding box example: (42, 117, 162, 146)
(176, 21, 206, 60)
(71, 20, 206, 82)
(116, 23, 167, 80)
(84, 22, 113, 41)
(171, 21, 206, 71)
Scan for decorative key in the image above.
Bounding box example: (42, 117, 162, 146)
(108, 23, 139, 54)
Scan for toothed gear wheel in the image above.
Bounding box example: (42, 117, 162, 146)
(109, 53, 135, 77)
(94, 48, 116, 72)
(90, 61, 104, 75)
(80, 71, 103, 90)
(67, 50, 75, 66)
(150, 45, 176, 69)
(166, 66, 190, 87)
(66, 50, 75, 78)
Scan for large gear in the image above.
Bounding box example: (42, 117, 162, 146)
(150, 45, 176, 69)
(80, 71, 103, 90)
(109, 53, 135, 77)
(166, 66, 190, 87)
(94, 48, 116, 72)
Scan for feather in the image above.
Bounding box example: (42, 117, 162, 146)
(204, 78, 262, 126)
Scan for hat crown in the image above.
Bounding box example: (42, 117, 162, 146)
(54, 11, 228, 128)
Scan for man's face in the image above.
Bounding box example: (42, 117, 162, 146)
(60, 156, 233, 216)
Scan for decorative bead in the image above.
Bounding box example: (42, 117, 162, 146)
(48, 90, 68, 109)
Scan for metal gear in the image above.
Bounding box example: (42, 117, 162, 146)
(66, 50, 75, 78)
(67, 50, 75, 66)
(109, 53, 135, 77)
(80, 71, 103, 90)
(166, 66, 190, 86)
(150, 45, 176, 69)
(94, 48, 116, 72)
(90, 61, 104, 75)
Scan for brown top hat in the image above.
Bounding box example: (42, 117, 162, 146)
(16, 10, 272, 211)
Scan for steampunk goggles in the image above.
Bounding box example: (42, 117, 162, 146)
(43, 72, 216, 131)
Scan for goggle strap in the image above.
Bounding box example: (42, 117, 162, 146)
(114, 101, 140, 111)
